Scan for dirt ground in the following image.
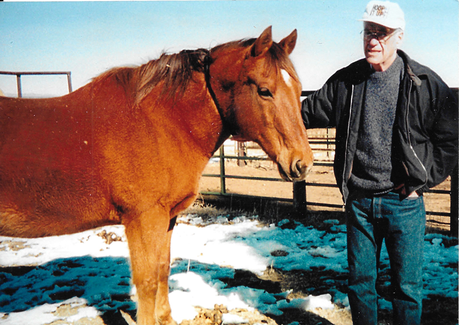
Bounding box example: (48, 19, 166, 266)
(3, 138, 456, 325)
(192, 144, 456, 325)
(199, 158, 453, 233)
(42, 200, 457, 325)
(3, 162, 455, 325)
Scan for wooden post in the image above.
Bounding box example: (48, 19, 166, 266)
(237, 142, 247, 167)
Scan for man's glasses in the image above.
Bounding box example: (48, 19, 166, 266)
(362, 28, 399, 43)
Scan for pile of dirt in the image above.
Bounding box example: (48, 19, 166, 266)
(181, 305, 276, 325)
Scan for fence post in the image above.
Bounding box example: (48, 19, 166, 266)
(67, 72, 73, 93)
(219, 146, 226, 194)
(451, 165, 458, 237)
(293, 180, 307, 217)
(16, 74, 22, 98)
(237, 142, 247, 167)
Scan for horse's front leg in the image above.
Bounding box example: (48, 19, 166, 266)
(124, 208, 177, 325)
(155, 217, 176, 324)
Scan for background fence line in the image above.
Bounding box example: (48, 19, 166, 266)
(201, 143, 457, 236)
(1, 71, 457, 236)
(201, 88, 458, 237)
(0, 71, 73, 98)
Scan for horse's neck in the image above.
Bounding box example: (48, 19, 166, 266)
(86, 70, 229, 159)
(176, 84, 229, 157)
(142, 75, 229, 158)
(207, 48, 245, 132)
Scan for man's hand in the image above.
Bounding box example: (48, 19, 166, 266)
(395, 184, 419, 198)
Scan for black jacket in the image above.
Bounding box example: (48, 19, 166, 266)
(302, 50, 458, 202)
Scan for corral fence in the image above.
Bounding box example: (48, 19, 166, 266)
(1, 72, 457, 236)
(0, 71, 72, 97)
(201, 90, 458, 237)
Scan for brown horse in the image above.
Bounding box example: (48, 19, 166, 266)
(0, 27, 313, 324)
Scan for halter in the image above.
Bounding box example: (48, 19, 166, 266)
(202, 52, 239, 137)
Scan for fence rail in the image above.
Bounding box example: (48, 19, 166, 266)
(201, 135, 458, 237)
(0, 71, 72, 97)
(201, 88, 458, 236)
(1, 73, 457, 236)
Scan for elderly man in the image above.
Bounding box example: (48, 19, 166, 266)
(301, 1, 458, 324)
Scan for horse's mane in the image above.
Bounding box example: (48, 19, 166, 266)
(94, 48, 210, 106)
(94, 37, 297, 106)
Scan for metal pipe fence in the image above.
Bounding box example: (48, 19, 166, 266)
(201, 88, 458, 237)
(1, 73, 456, 236)
(201, 141, 457, 236)
(0, 71, 72, 97)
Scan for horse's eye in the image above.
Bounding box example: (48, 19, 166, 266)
(258, 87, 272, 98)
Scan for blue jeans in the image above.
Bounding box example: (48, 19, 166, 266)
(346, 191, 426, 325)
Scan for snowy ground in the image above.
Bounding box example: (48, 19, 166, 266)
(0, 213, 457, 324)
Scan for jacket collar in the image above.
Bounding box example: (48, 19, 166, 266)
(349, 50, 423, 87)
(397, 50, 422, 86)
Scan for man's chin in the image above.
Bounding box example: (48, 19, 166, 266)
(365, 56, 383, 68)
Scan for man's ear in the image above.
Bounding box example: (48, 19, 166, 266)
(396, 31, 404, 47)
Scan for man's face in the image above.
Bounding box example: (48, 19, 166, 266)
(363, 22, 403, 71)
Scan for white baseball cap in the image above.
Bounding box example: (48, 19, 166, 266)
(360, 1, 405, 30)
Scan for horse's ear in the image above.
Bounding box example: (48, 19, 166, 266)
(251, 26, 273, 57)
(279, 29, 297, 55)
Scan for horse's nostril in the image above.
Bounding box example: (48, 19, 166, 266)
(291, 160, 306, 180)
(300, 160, 313, 176)
(296, 160, 304, 173)
(294, 159, 313, 180)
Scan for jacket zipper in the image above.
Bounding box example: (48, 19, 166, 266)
(405, 79, 428, 192)
(342, 85, 355, 204)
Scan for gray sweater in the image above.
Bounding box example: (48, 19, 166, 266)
(349, 55, 405, 193)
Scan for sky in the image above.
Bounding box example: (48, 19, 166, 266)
(0, 0, 458, 98)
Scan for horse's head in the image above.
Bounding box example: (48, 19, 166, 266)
(208, 26, 314, 181)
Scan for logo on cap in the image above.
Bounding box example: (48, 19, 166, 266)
(360, 1, 405, 30)
(370, 5, 387, 17)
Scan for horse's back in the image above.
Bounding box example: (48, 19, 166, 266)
(0, 95, 93, 176)
(0, 95, 118, 237)
(0, 85, 206, 238)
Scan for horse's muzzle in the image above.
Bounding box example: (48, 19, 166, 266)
(278, 159, 312, 182)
